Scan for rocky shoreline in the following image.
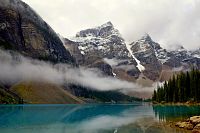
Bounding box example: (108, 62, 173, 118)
(175, 116, 200, 133)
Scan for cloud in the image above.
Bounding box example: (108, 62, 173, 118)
(103, 58, 122, 66)
(22, 0, 200, 50)
(0, 49, 148, 92)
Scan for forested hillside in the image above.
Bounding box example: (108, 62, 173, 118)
(152, 69, 200, 103)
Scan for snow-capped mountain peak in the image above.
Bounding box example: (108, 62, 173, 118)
(129, 34, 200, 71)
(69, 22, 135, 61)
(65, 21, 141, 78)
(127, 34, 162, 80)
(99, 21, 113, 29)
(75, 21, 121, 39)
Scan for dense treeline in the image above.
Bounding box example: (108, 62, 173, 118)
(152, 69, 200, 103)
(68, 85, 142, 103)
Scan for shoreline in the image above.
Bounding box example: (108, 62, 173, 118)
(152, 102, 200, 106)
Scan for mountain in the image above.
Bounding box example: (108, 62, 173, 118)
(64, 22, 200, 99)
(0, 0, 75, 64)
(65, 22, 140, 79)
(67, 23, 200, 83)
(129, 34, 200, 81)
(129, 34, 162, 80)
(71, 21, 131, 60)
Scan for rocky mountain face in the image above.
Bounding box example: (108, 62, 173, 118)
(0, 0, 80, 104)
(129, 34, 200, 81)
(65, 22, 140, 78)
(157, 42, 200, 70)
(71, 22, 131, 60)
(129, 34, 162, 80)
(0, 0, 75, 64)
(66, 23, 200, 82)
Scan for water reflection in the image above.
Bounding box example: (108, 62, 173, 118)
(153, 105, 200, 122)
(0, 104, 195, 133)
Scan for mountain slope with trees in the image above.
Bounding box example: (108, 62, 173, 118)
(152, 69, 200, 103)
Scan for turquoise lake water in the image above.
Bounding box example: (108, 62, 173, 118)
(0, 104, 200, 133)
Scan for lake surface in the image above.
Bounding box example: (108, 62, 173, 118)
(0, 103, 200, 133)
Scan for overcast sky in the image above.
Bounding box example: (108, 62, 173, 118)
(22, 0, 200, 50)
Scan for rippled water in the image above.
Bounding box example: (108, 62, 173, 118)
(0, 103, 200, 133)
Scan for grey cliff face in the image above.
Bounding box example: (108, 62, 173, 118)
(0, 0, 75, 64)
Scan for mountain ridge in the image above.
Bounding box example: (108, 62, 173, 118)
(67, 22, 200, 82)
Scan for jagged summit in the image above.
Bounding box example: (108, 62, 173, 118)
(129, 34, 162, 80)
(99, 21, 113, 28)
(140, 33, 152, 43)
(130, 34, 161, 54)
(129, 33, 200, 71)
(75, 21, 119, 38)
(65, 21, 140, 78)
(70, 21, 128, 59)
(67, 21, 139, 75)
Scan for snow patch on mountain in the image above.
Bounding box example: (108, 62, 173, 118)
(155, 49, 170, 64)
(112, 71, 117, 77)
(126, 43, 145, 72)
(193, 54, 200, 59)
(80, 51, 85, 55)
